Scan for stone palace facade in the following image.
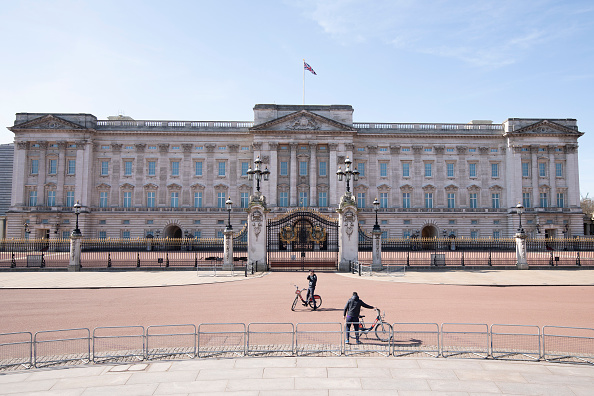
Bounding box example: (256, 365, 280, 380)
(6, 104, 584, 240)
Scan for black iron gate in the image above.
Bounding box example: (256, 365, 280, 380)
(267, 209, 339, 271)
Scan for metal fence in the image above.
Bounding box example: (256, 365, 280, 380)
(1, 322, 593, 371)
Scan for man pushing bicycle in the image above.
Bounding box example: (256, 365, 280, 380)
(343, 291, 374, 344)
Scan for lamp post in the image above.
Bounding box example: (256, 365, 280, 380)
(247, 156, 270, 194)
(23, 223, 31, 239)
(225, 196, 233, 230)
(515, 202, 524, 233)
(336, 156, 359, 195)
(373, 197, 380, 232)
(72, 201, 82, 236)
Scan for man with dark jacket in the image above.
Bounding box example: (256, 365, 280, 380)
(343, 292, 374, 344)
(305, 270, 317, 310)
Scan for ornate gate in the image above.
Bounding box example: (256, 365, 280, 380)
(267, 209, 339, 271)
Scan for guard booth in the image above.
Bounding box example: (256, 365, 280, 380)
(267, 209, 338, 271)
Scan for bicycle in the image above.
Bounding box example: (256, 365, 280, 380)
(291, 284, 322, 311)
(348, 308, 392, 342)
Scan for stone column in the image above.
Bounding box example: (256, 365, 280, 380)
(36, 142, 48, 206)
(268, 142, 278, 206)
(247, 199, 267, 271)
(12, 142, 28, 206)
(515, 231, 529, 269)
(182, 144, 193, 206)
(372, 227, 382, 270)
(329, 143, 338, 206)
(531, 146, 539, 204)
(111, 143, 122, 205)
(56, 141, 67, 204)
(412, 145, 423, 206)
(309, 143, 317, 205)
(228, 144, 239, 203)
(566, 144, 579, 207)
(289, 143, 298, 206)
(205, 144, 215, 207)
(135, 144, 147, 205)
(337, 194, 358, 272)
(69, 232, 82, 271)
(367, 145, 378, 199)
(223, 226, 233, 270)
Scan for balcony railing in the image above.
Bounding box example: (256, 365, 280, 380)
(96, 120, 254, 129)
(353, 122, 503, 131)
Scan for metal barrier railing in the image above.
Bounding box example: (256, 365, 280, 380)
(392, 323, 440, 357)
(1, 322, 593, 371)
(295, 322, 342, 357)
(92, 326, 145, 363)
(33, 328, 90, 368)
(441, 323, 489, 358)
(543, 326, 594, 364)
(0, 332, 32, 369)
(247, 323, 294, 356)
(197, 323, 246, 358)
(146, 324, 196, 360)
(491, 324, 541, 361)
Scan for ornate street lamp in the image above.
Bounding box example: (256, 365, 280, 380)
(72, 201, 82, 236)
(373, 197, 380, 232)
(336, 156, 359, 194)
(225, 196, 233, 230)
(23, 223, 31, 238)
(515, 202, 524, 233)
(247, 156, 270, 194)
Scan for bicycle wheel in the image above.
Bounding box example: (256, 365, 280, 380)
(291, 296, 298, 311)
(375, 322, 392, 342)
(308, 295, 322, 309)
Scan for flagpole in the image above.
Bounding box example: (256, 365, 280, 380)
(302, 59, 305, 105)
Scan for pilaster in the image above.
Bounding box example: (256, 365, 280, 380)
(337, 194, 358, 271)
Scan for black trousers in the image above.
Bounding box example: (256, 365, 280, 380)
(345, 316, 360, 340)
(306, 287, 316, 307)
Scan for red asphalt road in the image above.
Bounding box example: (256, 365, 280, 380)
(1, 272, 593, 334)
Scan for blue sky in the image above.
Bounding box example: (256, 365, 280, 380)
(1, 0, 593, 197)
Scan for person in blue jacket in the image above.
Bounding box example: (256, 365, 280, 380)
(343, 292, 374, 344)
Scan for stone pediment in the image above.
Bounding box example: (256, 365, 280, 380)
(250, 110, 357, 134)
(10, 114, 87, 131)
(507, 120, 582, 137)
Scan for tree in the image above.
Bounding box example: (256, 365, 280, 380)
(581, 194, 594, 216)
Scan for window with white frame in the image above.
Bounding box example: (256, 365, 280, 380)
(194, 192, 203, 208)
(539, 162, 547, 177)
(470, 230, 478, 239)
(147, 192, 156, 208)
(447, 193, 455, 208)
(319, 161, 327, 177)
(402, 162, 410, 177)
(101, 161, 109, 176)
(124, 161, 133, 176)
(217, 192, 226, 208)
(491, 163, 499, 178)
(67, 159, 76, 175)
(218, 161, 226, 176)
(241, 162, 249, 176)
(492, 193, 500, 208)
(66, 191, 75, 207)
(171, 161, 180, 176)
(557, 192, 565, 208)
(31, 159, 39, 174)
(493, 230, 500, 238)
(380, 162, 388, 177)
(540, 192, 548, 208)
(47, 190, 56, 206)
(318, 192, 327, 207)
(522, 162, 530, 177)
(402, 192, 410, 208)
(469, 163, 477, 178)
(195, 161, 202, 176)
(123, 191, 132, 208)
(358, 162, 365, 177)
(425, 192, 433, 208)
(424, 163, 432, 177)
(523, 192, 531, 208)
(100, 192, 108, 208)
(469, 193, 478, 208)
(299, 192, 308, 207)
(555, 162, 563, 177)
(446, 163, 454, 178)
(299, 161, 308, 176)
(280, 161, 288, 176)
(240, 192, 249, 208)
(145, 161, 154, 176)
(380, 192, 388, 208)
(279, 191, 288, 207)
(122, 230, 130, 239)
(48, 159, 57, 175)
(357, 192, 366, 208)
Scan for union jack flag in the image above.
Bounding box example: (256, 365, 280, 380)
(304, 61, 317, 75)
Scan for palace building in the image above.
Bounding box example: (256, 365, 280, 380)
(6, 104, 584, 240)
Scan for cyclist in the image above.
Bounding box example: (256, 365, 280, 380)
(343, 291, 374, 344)
(304, 270, 318, 310)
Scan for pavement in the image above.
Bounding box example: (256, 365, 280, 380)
(1, 269, 593, 395)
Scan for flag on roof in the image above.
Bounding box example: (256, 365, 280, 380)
(304, 61, 317, 75)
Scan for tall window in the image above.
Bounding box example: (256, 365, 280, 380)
(469, 193, 477, 208)
(194, 192, 202, 208)
(67, 160, 76, 175)
(424, 163, 432, 177)
(318, 192, 327, 207)
(556, 163, 563, 177)
(47, 191, 56, 206)
(358, 162, 365, 177)
(123, 192, 132, 208)
(357, 193, 366, 208)
(402, 163, 410, 177)
(145, 161, 154, 176)
(319, 161, 327, 177)
(29, 191, 37, 206)
(469, 163, 477, 178)
(402, 192, 410, 208)
(124, 161, 133, 176)
(539, 162, 547, 177)
(217, 192, 226, 208)
(31, 159, 39, 175)
(492, 193, 500, 209)
(279, 192, 288, 207)
(147, 192, 155, 208)
(380, 192, 388, 208)
(557, 192, 565, 208)
(470, 230, 478, 239)
(446, 163, 454, 178)
(218, 162, 226, 176)
(493, 230, 501, 238)
(170, 192, 179, 208)
(540, 192, 548, 208)
(241, 162, 249, 176)
(523, 192, 531, 208)
(280, 161, 288, 176)
(171, 161, 180, 176)
(122, 231, 131, 239)
(447, 193, 455, 208)
(99, 231, 107, 239)
(299, 161, 308, 176)
(522, 162, 530, 177)
(491, 163, 499, 178)
(240, 192, 249, 208)
(380, 163, 388, 177)
(299, 192, 308, 207)
(66, 191, 75, 207)
(195, 161, 202, 176)
(101, 161, 109, 176)
(48, 159, 57, 175)
(425, 193, 433, 208)
(100, 192, 108, 208)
